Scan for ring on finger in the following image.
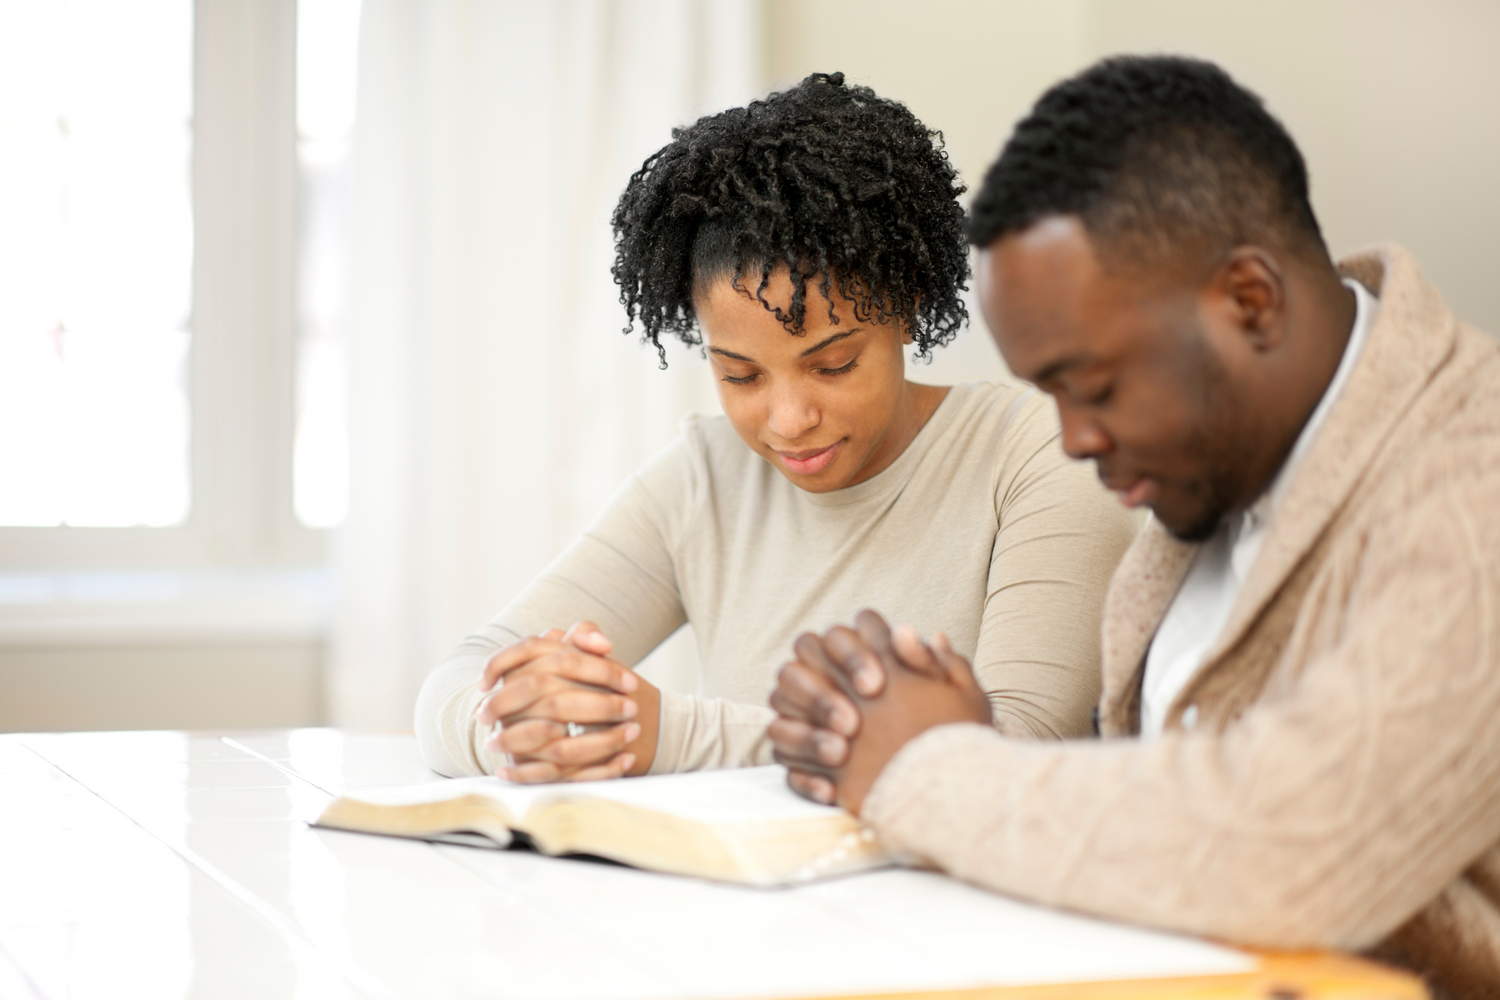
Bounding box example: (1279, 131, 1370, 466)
(566, 721, 585, 738)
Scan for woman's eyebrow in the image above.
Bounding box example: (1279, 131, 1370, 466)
(707, 329, 861, 364)
(799, 330, 859, 358)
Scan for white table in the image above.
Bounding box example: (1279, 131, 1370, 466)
(0, 730, 1421, 1000)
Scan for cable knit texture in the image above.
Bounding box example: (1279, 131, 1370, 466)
(862, 246, 1500, 1000)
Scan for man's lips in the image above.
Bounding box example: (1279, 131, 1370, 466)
(777, 441, 841, 475)
(1108, 477, 1156, 508)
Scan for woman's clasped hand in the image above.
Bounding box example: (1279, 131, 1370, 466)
(474, 621, 660, 782)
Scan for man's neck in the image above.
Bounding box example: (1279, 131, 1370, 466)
(1250, 272, 1360, 507)
(1237, 269, 1359, 513)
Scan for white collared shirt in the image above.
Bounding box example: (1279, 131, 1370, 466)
(1139, 278, 1378, 739)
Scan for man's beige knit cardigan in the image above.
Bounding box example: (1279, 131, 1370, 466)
(861, 245, 1500, 999)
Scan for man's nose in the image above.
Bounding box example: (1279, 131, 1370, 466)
(766, 383, 820, 441)
(1059, 407, 1111, 460)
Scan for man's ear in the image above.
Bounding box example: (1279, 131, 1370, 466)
(1213, 246, 1287, 353)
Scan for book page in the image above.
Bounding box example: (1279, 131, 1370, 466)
(339, 766, 847, 828)
(531, 765, 848, 826)
(330, 775, 519, 808)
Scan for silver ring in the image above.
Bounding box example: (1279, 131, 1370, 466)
(566, 721, 585, 738)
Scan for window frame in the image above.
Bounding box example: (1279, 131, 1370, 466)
(0, 0, 323, 572)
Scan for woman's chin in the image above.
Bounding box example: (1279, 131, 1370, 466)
(776, 457, 858, 494)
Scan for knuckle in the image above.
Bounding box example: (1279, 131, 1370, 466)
(528, 673, 561, 698)
(779, 660, 810, 687)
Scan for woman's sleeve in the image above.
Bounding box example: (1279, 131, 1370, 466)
(414, 434, 702, 777)
(648, 693, 776, 774)
(974, 396, 1138, 740)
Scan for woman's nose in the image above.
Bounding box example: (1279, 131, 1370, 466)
(765, 384, 820, 441)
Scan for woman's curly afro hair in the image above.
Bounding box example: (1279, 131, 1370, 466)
(611, 71, 969, 368)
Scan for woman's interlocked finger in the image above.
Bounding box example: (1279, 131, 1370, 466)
(480, 636, 565, 692)
(492, 717, 568, 756)
(512, 722, 639, 767)
(476, 669, 565, 726)
(529, 688, 638, 725)
(503, 750, 635, 785)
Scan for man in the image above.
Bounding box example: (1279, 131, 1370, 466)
(767, 56, 1500, 998)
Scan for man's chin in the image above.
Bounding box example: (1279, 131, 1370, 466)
(1151, 500, 1226, 543)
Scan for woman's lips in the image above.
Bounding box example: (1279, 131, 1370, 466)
(778, 441, 841, 475)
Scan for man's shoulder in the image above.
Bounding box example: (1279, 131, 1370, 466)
(1304, 248, 1500, 548)
(1313, 329, 1500, 593)
(1374, 319, 1500, 499)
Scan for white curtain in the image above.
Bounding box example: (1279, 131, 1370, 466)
(330, 0, 761, 729)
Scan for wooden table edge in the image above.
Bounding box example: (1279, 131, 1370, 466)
(801, 950, 1426, 1000)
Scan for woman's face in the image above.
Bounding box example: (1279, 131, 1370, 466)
(694, 269, 915, 493)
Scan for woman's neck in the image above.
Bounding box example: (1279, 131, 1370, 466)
(844, 381, 951, 487)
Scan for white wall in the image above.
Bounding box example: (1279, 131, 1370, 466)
(16, 1, 1496, 733)
(766, 0, 1500, 354)
(0, 642, 323, 732)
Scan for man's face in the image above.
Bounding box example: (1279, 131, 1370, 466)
(976, 216, 1255, 540)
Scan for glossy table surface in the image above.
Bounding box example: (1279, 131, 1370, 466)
(0, 729, 1420, 1000)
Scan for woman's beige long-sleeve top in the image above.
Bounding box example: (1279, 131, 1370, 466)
(415, 381, 1136, 777)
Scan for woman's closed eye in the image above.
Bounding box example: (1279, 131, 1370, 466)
(718, 355, 858, 385)
(814, 358, 859, 377)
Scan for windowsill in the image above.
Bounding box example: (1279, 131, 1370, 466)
(0, 570, 332, 646)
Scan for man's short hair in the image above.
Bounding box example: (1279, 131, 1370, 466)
(968, 56, 1329, 274)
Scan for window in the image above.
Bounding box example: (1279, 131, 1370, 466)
(294, 0, 359, 529)
(0, 0, 192, 528)
(0, 0, 323, 571)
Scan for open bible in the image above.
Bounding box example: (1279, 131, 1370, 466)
(313, 764, 890, 887)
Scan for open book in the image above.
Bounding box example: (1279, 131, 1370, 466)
(313, 765, 889, 887)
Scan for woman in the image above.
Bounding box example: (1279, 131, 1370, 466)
(415, 72, 1135, 781)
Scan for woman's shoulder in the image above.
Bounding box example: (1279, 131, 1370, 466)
(630, 412, 769, 509)
(929, 380, 1061, 454)
(673, 412, 774, 481)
